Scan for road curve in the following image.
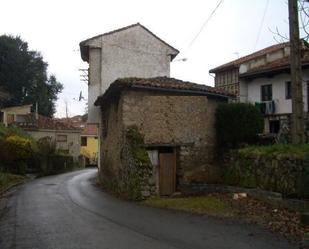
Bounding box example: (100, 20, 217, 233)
(0, 169, 295, 249)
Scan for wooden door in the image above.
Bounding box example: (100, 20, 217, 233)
(159, 152, 176, 196)
(7, 114, 14, 124)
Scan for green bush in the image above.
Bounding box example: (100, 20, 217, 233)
(0, 132, 36, 174)
(36, 136, 74, 176)
(215, 103, 264, 148)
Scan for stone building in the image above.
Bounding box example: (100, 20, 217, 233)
(95, 77, 233, 197)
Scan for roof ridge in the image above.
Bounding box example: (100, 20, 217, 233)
(79, 23, 179, 61)
(79, 23, 140, 46)
(209, 41, 290, 73)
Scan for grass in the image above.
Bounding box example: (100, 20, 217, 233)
(0, 171, 25, 193)
(239, 143, 309, 158)
(143, 196, 233, 217)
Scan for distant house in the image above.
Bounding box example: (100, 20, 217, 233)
(18, 115, 81, 162)
(0, 106, 81, 162)
(94, 77, 233, 196)
(209, 40, 309, 134)
(57, 116, 98, 165)
(0, 104, 32, 126)
(80, 124, 98, 166)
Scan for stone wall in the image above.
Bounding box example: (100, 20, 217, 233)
(224, 150, 309, 198)
(100, 95, 125, 183)
(121, 90, 225, 184)
(100, 89, 226, 196)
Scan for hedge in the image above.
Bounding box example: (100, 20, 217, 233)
(215, 103, 264, 148)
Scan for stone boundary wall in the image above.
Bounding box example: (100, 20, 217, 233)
(180, 183, 309, 212)
(223, 151, 309, 198)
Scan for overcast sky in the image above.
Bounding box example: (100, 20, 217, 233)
(0, 0, 291, 118)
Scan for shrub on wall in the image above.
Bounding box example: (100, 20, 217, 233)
(215, 103, 264, 148)
(0, 125, 37, 174)
(36, 136, 74, 176)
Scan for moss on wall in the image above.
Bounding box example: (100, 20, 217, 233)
(120, 126, 154, 200)
(223, 144, 309, 198)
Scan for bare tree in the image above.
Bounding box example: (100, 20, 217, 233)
(299, 0, 309, 40)
(270, 0, 309, 42)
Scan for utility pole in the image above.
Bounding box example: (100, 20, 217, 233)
(289, 0, 305, 144)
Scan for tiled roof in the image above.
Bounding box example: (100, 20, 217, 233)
(209, 42, 290, 73)
(80, 23, 179, 61)
(95, 76, 234, 106)
(82, 124, 98, 136)
(240, 56, 309, 78)
(15, 114, 81, 131)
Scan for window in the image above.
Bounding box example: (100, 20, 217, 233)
(56, 134, 67, 142)
(269, 120, 280, 134)
(261, 84, 272, 101)
(81, 137, 87, 146)
(286, 81, 291, 99)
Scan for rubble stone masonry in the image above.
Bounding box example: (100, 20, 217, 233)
(100, 89, 226, 192)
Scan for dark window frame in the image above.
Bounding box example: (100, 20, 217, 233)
(269, 120, 280, 134)
(261, 84, 272, 101)
(285, 81, 292, 99)
(81, 136, 87, 146)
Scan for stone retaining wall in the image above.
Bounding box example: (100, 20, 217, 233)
(180, 183, 309, 212)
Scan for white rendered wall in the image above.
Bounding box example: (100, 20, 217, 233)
(245, 69, 309, 114)
(86, 25, 175, 123)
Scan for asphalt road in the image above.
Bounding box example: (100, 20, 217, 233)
(0, 169, 296, 249)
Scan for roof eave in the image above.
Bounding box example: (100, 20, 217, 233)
(239, 62, 309, 79)
(94, 82, 234, 107)
(209, 64, 238, 74)
(79, 42, 89, 62)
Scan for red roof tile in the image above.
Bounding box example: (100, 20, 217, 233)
(82, 124, 98, 136)
(15, 114, 81, 131)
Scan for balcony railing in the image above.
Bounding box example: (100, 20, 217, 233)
(255, 100, 276, 115)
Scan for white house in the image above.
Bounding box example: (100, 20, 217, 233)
(209, 40, 309, 134)
(79, 23, 179, 124)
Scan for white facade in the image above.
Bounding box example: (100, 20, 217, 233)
(27, 129, 81, 161)
(243, 69, 309, 114)
(0, 104, 32, 126)
(80, 24, 179, 123)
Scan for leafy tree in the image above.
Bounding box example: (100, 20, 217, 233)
(0, 35, 63, 117)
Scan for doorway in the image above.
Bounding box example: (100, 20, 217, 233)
(159, 148, 176, 196)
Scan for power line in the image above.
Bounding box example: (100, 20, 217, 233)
(187, 0, 224, 50)
(254, 0, 270, 50)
